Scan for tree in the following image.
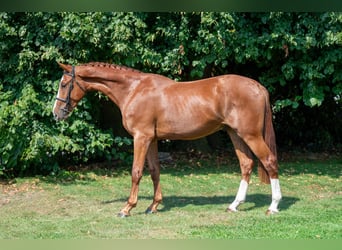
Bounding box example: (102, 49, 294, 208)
(0, 12, 341, 177)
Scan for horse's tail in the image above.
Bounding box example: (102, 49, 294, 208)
(257, 92, 277, 184)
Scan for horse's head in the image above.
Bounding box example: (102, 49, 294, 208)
(53, 62, 87, 121)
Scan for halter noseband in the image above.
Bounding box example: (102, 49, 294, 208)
(56, 66, 86, 114)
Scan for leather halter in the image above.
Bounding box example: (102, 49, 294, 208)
(55, 66, 86, 114)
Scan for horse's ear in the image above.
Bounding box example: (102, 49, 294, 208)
(57, 62, 72, 72)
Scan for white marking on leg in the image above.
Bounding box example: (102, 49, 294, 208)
(228, 179, 248, 212)
(268, 178, 282, 213)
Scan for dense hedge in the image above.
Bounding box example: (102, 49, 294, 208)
(0, 12, 341, 177)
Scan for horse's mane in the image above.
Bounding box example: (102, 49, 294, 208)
(80, 62, 141, 73)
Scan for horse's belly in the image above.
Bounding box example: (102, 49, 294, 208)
(155, 117, 223, 140)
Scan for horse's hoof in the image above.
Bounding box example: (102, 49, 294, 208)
(226, 207, 238, 213)
(117, 212, 130, 218)
(145, 208, 156, 214)
(266, 209, 279, 215)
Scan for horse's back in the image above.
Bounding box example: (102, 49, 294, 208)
(143, 74, 268, 140)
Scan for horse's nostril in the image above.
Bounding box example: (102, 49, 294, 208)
(53, 112, 59, 121)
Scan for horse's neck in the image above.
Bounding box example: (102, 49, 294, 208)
(85, 72, 142, 110)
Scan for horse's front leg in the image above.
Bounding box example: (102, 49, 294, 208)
(227, 129, 254, 212)
(118, 135, 152, 217)
(145, 139, 162, 214)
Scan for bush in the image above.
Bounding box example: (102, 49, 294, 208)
(0, 12, 341, 177)
(0, 83, 132, 177)
(0, 13, 134, 177)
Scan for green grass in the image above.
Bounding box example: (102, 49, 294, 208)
(0, 153, 341, 239)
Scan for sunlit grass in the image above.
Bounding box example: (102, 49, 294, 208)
(0, 154, 341, 239)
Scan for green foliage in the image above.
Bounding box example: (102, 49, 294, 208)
(0, 12, 341, 177)
(0, 12, 134, 177)
(0, 83, 131, 177)
(0, 84, 49, 175)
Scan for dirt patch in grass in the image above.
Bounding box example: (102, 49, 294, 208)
(1, 179, 43, 205)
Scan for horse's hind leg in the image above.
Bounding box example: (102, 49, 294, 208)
(227, 128, 254, 212)
(243, 135, 282, 214)
(145, 139, 163, 214)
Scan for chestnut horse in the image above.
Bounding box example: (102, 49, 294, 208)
(53, 62, 282, 217)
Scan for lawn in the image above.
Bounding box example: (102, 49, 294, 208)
(0, 152, 341, 239)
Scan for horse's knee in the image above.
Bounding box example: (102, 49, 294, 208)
(132, 168, 143, 183)
(149, 167, 159, 179)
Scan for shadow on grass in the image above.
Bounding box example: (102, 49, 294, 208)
(20, 150, 339, 186)
(101, 194, 299, 214)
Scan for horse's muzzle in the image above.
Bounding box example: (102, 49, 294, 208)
(53, 108, 70, 121)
